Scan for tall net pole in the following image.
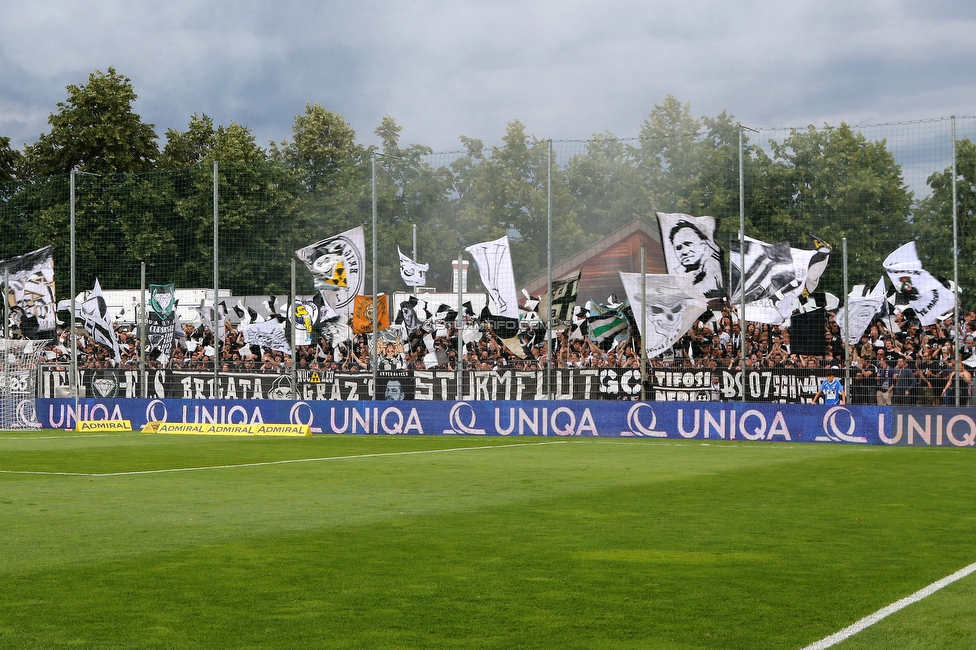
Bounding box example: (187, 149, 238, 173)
(738, 126, 747, 402)
(546, 139, 553, 399)
(952, 116, 960, 407)
(213, 161, 220, 395)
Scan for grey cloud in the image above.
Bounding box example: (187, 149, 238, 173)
(1, 0, 974, 155)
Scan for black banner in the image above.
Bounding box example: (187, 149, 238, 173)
(39, 366, 831, 403)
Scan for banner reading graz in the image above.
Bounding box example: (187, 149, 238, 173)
(39, 366, 826, 403)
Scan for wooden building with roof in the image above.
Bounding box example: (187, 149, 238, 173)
(520, 218, 668, 305)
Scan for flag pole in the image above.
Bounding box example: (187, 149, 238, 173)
(640, 243, 647, 401)
(140, 261, 146, 398)
(843, 238, 850, 400)
(291, 258, 297, 397)
(70, 168, 78, 415)
(457, 251, 463, 401)
(412, 223, 418, 298)
(3, 266, 8, 341)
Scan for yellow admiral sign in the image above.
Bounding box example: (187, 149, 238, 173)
(142, 422, 311, 436)
(76, 420, 132, 432)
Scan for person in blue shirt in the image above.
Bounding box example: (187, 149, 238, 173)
(813, 369, 845, 405)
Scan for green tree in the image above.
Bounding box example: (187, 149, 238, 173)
(914, 137, 976, 307)
(451, 120, 586, 285)
(371, 116, 458, 292)
(23, 67, 158, 176)
(163, 117, 304, 294)
(159, 114, 217, 168)
(749, 124, 913, 294)
(564, 133, 648, 241)
(0, 135, 21, 182)
(634, 95, 702, 215)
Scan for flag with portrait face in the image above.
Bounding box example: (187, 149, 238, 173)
(657, 212, 724, 298)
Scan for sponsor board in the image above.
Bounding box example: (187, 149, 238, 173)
(143, 422, 310, 436)
(76, 420, 132, 432)
(35, 398, 975, 447)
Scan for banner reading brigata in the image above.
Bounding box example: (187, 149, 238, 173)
(35, 397, 976, 447)
(40, 366, 825, 403)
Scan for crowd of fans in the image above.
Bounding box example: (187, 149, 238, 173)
(34, 302, 976, 405)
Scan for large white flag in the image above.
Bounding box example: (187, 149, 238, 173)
(397, 247, 429, 287)
(78, 279, 122, 364)
(656, 212, 724, 298)
(729, 237, 830, 325)
(296, 226, 366, 315)
(619, 272, 708, 359)
(834, 278, 887, 345)
(882, 242, 954, 326)
(0, 245, 57, 335)
(240, 318, 292, 355)
(465, 235, 519, 320)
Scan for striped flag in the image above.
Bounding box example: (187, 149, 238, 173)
(587, 300, 630, 346)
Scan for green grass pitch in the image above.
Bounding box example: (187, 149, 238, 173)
(1, 430, 975, 649)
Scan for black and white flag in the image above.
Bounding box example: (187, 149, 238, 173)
(78, 279, 122, 364)
(465, 235, 519, 321)
(835, 278, 887, 345)
(806, 234, 832, 293)
(883, 242, 954, 326)
(240, 318, 292, 355)
(543, 271, 581, 322)
(587, 299, 631, 347)
(296, 225, 366, 315)
(147, 283, 177, 364)
(0, 245, 57, 336)
(397, 247, 429, 287)
(729, 236, 829, 325)
(395, 295, 429, 334)
(657, 212, 725, 298)
(619, 272, 708, 359)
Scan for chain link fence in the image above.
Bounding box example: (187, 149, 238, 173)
(2, 115, 974, 405)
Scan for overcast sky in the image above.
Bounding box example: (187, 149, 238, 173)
(2, 0, 974, 154)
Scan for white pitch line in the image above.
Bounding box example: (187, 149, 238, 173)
(801, 561, 976, 649)
(0, 440, 568, 477)
(0, 433, 127, 441)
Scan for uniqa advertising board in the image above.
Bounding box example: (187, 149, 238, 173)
(34, 398, 976, 448)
